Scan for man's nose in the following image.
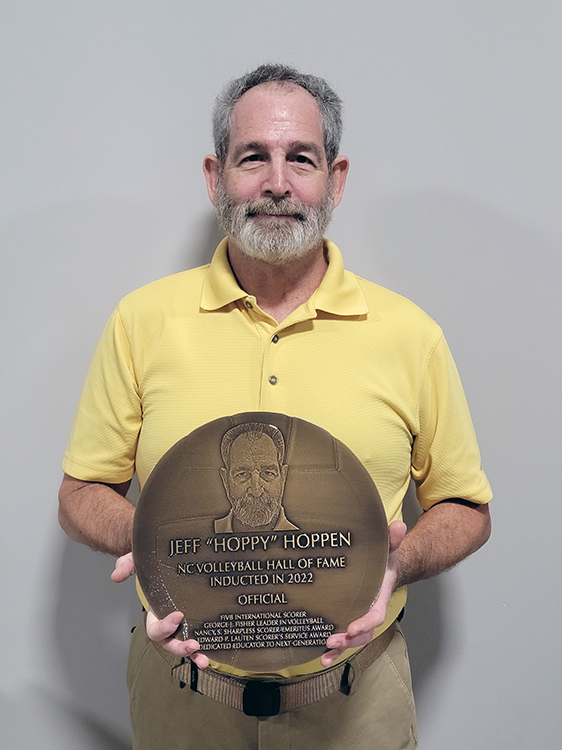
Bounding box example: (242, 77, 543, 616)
(249, 469, 263, 494)
(262, 157, 290, 198)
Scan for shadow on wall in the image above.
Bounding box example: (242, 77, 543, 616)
(54, 539, 139, 747)
(1, 683, 132, 750)
(178, 211, 225, 270)
(54, 475, 144, 746)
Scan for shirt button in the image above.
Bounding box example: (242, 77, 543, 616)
(245, 301, 253, 309)
(272, 335, 279, 343)
(268, 376, 278, 385)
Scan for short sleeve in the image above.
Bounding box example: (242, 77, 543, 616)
(62, 306, 142, 483)
(411, 333, 492, 510)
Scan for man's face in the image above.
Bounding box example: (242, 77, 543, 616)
(205, 83, 348, 264)
(221, 432, 288, 527)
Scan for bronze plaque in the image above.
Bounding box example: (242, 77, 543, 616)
(133, 412, 388, 674)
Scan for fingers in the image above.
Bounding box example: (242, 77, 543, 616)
(322, 625, 375, 667)
(321, 650, 339, 668)
(145, 610, 210, 669)
(321, 601, 391, 667)
(347, 607, 382, 637)
(321, 521, 408, 668)
(190, 650, 210, 669)
(323, 605, 381, 663)
(111, 552, 135, 582)
(146, 609, 184, 641)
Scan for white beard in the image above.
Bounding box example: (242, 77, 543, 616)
(215, 178, 334, 265)
(230, 491, 281, 528)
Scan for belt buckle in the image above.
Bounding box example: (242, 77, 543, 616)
(242, 680, 281, 717)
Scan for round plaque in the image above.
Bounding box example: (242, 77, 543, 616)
(133, 412, 388, 674)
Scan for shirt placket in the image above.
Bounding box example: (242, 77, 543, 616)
(239, 297, 316, 413)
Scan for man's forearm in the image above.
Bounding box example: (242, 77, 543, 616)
(58, 473, 134, 557)
(395, 500, 491, 589)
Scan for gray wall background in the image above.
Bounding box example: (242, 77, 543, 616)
(1, 1, 560, 748)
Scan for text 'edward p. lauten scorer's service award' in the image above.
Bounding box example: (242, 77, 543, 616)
(133, 412, 389, 674)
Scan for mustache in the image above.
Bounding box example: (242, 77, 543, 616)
(237, 490, 277, 505)
(244, 198, 307, 222)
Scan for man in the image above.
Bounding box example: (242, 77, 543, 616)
(215, 422, 297, 532)
(59, 64, 491, 749)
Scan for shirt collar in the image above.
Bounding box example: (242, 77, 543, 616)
(200, 238, 247, 310)
(200, 238, 368, 317)
(312, 241, 368, 316)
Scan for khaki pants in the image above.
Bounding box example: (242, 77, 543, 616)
(128, 618, 418, 750)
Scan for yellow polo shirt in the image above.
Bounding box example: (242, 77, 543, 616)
(63, 239, 491, 677)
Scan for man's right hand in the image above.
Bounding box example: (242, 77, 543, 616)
(111, 552, 136, 582)
(111, 552, 209, 669)
(145, 610, 210, 668)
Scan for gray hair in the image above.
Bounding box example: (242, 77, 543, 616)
(212, 63, 343, 167)
(221, 422, 286, 467)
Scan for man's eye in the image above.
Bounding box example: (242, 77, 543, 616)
(242, 154, 264, 163)
(233, 471, 250, 482)
(260, 470, 278, 480)
(292, 155, 313, 165)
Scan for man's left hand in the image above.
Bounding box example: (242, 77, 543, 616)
(321, 520, 406, 667)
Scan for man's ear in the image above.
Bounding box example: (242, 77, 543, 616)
(219, 467, 231, 504)
(203, 154, 221, 205)
(280, 464, 288, 486)
(330, 155, 350, 208)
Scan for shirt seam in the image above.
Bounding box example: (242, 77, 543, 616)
(117, 302, 142, 399)
(415, 327, 444, 434)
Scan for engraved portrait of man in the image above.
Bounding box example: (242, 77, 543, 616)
(215, 422, 298, 533)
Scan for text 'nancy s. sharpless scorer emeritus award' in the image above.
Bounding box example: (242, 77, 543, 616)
(133, 412, 389, 674)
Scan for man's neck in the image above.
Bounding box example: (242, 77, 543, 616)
(227, 240, 328, 324)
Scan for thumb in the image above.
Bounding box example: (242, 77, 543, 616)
(111, 552, 135, 582)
